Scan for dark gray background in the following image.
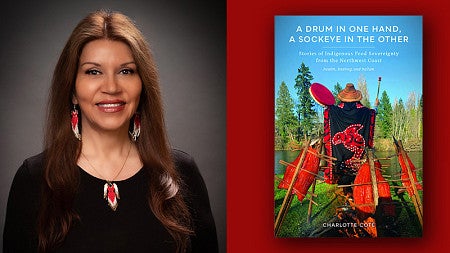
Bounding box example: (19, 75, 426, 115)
(0, 0, 226, 252)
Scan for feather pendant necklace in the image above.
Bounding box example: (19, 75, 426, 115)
(81, 142, 132, 211)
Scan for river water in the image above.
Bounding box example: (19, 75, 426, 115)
(274, 150, 423, 179)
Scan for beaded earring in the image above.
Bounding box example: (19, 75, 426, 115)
(129, 113, 141, 142)
(71, 104, 81, 141)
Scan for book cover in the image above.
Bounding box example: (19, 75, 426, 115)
(274, 15, 423, 238)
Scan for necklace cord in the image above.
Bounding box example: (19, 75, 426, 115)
(80, 141, 132, 182)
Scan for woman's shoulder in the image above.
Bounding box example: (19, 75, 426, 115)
(23, 152, 45, 166)
(4, 153, 45, 252)
(171, 149, 199, 179)
(170, 149, 205, 188)
(171, 149, 195, 166)
(171, 149, 219, 251)
(18, 152, 46, 177)
(10, 152, 45, 187)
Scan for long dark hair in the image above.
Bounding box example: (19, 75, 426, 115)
(38, 10, 192, 252)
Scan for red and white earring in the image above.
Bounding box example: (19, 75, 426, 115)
(71, 104, 81, 141)
(129, 113, 141, 142)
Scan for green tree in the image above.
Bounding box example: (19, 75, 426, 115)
(418, 94, 423, 139)
(392, 98, 406, 140)
(332, 82, 342, 105)
(294, 62, 316, 137)
(377, 90, 393, 138)
(406, 92, 417, 140)
(275, 81, 298, 149)
(357, 75, 371, 108)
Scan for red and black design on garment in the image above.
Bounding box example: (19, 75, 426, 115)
(323, 102, 376, 184)
(332, 124, 365, 168)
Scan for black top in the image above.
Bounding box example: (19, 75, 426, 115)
(3, 150, 218, 252)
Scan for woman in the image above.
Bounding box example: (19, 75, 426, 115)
(3, 10, 218, 252)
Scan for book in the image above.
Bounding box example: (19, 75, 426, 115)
(274, 15, 423, 238)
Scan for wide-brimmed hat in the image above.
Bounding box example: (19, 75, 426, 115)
(338, 83, 362, 102)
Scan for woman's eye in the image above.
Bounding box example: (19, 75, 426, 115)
(120, 68, 135, 75)
(85, 69, 101, 75)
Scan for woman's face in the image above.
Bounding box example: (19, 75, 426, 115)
(73, 39, 142, 136)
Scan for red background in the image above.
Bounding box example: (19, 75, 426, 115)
(227, 0, 450, 252)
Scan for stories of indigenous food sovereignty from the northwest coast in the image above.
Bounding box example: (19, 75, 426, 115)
(274, 15, 423, 238)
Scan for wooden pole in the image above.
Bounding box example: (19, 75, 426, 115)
(307, 139, 324, 224)
(338, 181, 390, 188)
(279, 160, 325, 180)
(306, 149, 337, 161)
(367, 148, 379, 207)
(275, 194, 294, 235)
(376, 76, 381, 100)
(397, 140, 423, 227)
(307, 179, 316, 224)
(274, 139, 310, 236)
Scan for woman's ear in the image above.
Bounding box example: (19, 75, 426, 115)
(72, 94, 78, 104)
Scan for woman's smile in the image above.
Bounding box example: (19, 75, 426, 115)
(96, 100, 126, 113)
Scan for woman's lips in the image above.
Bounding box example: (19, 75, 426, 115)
(96, 101, 126, 113)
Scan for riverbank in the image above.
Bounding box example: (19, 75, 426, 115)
(275, 138, 422, 152)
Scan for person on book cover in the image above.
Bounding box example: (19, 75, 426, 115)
(317, 83, 399, 237)
(323, 83, 379, 196)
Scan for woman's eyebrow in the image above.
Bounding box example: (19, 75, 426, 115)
(79, 61, 136, 67)
(79, 61, 101, 67)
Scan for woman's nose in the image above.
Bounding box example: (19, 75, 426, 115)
(102, 74, 121, 94)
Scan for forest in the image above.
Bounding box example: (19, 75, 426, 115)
(275, 62, 423, 151)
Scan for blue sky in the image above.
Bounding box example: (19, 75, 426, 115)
(275, 16, 422, 106)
